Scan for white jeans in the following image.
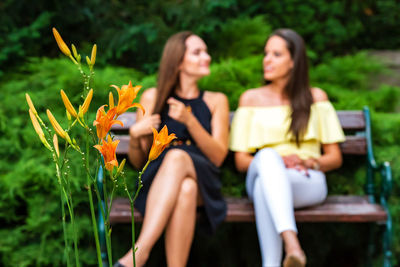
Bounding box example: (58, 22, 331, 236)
(246, 148, 327, 267)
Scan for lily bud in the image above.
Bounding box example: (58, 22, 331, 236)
(29, 109, 51, 150)
(79, 89, 93, 118)
(109, 92, 114, 109)
(86, 56, 91, 67)
(66, 110, 72, 121)
(116, 158, 126, 176)
(26, 93, 38, 115)
(52, 28, 72, 57)
(71, 44, 78, 59)
(46, 109, 70, 143)
(53, 134, 60, 157)
(90, 44, 97, 66)
(60, 90, 78, 118)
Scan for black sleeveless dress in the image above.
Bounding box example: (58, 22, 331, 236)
(134, 91, 227, 233)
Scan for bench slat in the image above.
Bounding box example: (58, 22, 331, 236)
(113, 112, 137, 131)
(114, 135, 367, 155)
(112, 111, 366, 131)
(109, 196, 387, 224)
(337, 111, 365, 130)
(339, 136, 366, 155)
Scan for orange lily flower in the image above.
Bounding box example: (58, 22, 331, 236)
(111, 81, 145, 117)
(148, 125, 176, 162)
(52, 28, 72, 57)
(93, 105, 123, 139)
(94, 135, 120, 171)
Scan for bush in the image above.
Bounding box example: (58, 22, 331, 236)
(1, 50, 400, 266)
(2, 0, 400, 74)
(0, 58, 144, 266)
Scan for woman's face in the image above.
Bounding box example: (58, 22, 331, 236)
(263, 35, 294, 82)
(180, 35, 211, 78)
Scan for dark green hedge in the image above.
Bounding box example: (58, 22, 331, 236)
(1, 0, 400, 76)
(1, 49, 399, 266)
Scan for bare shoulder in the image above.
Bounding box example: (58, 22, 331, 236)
(139, 88, 157, 115)
(203, 91, 228, 103)
(311, 87, 329, 102)
(203, 91, 229, 113)
(141, 87, 157, 103)
(239, 88, 261, 106)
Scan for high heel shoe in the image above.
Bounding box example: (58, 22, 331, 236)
(283, 251, 306, 267)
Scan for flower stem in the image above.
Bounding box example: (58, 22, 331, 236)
(85, 129, 103, 267)
(130, 201, 136, 267)
(123, 160, 149, 267)
(88, 183, 103, 266)
(67, 186, 80, 267)
(54, 158, 71, 267)
(102, 171, 113, 267)
(60, 195, 71, 267)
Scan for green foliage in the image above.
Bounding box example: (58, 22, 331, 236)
(0, 1, 399, 264)
(199, 55, 264, 109)
(208, 15, 272, 60)
(0, 12, 53, 78)
(1, 0, 400, 74)
(0, 58, 145, 266)
(2, 49, 400, 266)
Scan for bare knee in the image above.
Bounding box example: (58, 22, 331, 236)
(177, 178, 198, 206)
(163, 149, 192, 168)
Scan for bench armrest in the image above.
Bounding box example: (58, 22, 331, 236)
(363, 107, 392, 205)
(379, 162, 392, 202)
(368, 160, 392, 204)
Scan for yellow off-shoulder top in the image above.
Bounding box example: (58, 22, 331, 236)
(229, 101, 345, 159)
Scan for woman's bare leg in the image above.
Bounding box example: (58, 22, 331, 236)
(281, 230, 302, 254)
(282, 230, 306, 267)
(118, 149, 196, 267)
(165, 178, 198, 267)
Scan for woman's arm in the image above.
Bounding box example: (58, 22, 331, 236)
(127, 88, 160, 169)
(306, 88, 343, 172)
(232, 90, 259, 172)
(304, 143, 342, 172)
(234, 152, 254, 172)
(167, 92, 229, 167)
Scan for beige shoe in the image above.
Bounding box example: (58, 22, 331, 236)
(283, 251, 306, 267)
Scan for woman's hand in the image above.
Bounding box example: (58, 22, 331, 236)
(303, 157, 320, 170)
(167, 97, 192, 124)
(282, 154, 302, 168)
(282, 154, 309, 175)
(129, 114, 161, 138)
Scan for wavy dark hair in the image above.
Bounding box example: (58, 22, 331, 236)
(152, 31, 193, 114)
(267, 29, 313, 146)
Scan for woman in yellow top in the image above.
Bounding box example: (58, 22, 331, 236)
(230, 29, 345, 267)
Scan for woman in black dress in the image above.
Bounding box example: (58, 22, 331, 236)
(115, 31, 229, 267)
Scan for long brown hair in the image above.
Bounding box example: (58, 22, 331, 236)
(152, 31, 193, 114)
(268, 29, 313, 146)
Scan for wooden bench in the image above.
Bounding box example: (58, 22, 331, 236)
(97, 107, 393, 266)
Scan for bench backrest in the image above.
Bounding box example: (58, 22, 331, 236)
(111, 109, 370, 156)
